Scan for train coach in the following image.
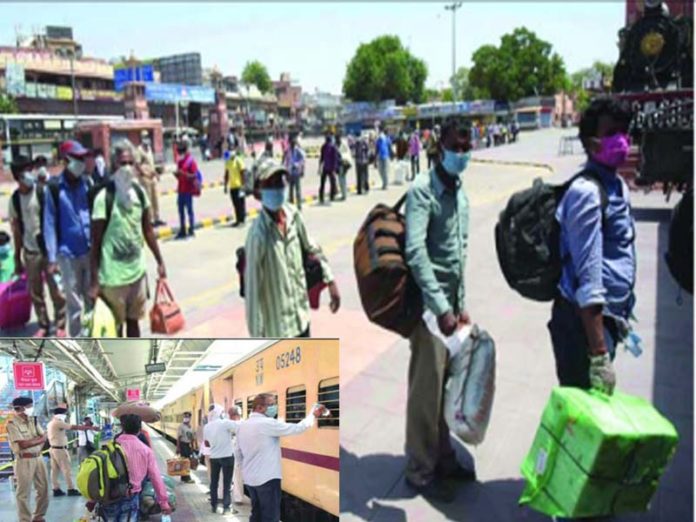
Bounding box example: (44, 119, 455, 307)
(149, 339, 339, 521)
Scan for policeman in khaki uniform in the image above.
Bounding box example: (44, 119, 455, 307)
(136, 130, 164, 227)
(6, 396, 49, 522)
(47, 404, 96, 497)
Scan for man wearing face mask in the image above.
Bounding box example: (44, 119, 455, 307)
(47, 404, 98, 497)
(9, 155, 67, 337)
(43, 140, 94, 337)
(318, 133, 339, 204)
(403, 118, 474, 503)
(174, 139, 198, 239)
(203, 404, 240, 514)
(34, 156, 50, 188)
(89, 140, 166, 338)
(7, 396, 49, 522)
(175, 411, 195, 484)
(549, 98, 636, 400)
(136, 131, 165, 227)
(244, 159, 340, 337)
(236, 394, 328, 522)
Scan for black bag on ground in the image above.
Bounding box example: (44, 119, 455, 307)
(495, 169, 607, 302)
(353, 194, 422, 337)
(665, 188, 693, 294)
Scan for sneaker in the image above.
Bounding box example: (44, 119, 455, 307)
(188, 228, 196, 237)
(55, 329, 67, 338)
(33, 328, 48, 338)
(175, 231, 187, 240)
(405, 478, 456, 503)
(67, 489, 80, 496)
(211, 506, 217, 514)
(53, 489, 66, 497)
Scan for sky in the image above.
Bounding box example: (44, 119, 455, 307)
(1, 2, 626, 94)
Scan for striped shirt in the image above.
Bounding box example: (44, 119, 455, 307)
(244, 204, 333, 337)
(116, 434, 170, 509)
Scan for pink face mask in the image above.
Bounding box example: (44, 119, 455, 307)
(592, 133, 630, 168)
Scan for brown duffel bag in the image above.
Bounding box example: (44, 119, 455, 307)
(353, 193, 422, 337)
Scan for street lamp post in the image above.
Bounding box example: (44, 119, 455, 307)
(444, 2, 463, 112)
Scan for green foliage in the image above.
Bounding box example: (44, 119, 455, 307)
(241, 60, 273, 93)
(469, 27, 567, 101)
(567, 60, 615, 113)
(0, 93, 18, 114)
(450, 67, 479, 100)
(441, 88, 454, 102)
(343, 35, 428, 104)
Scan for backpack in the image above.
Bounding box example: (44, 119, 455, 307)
(665, 188, 693, 294)
(353, 193, 423, 337)
(76, 438, 131, 505)
(495, 169, 608, 302)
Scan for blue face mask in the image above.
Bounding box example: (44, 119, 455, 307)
(441, 149, 471, 177)
(265, 405, 278, 418)
(260, 188, 286, 211)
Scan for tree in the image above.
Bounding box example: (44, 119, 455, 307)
(0, 93, 18, 114)
(450, 67, 477, 100)
(241, 61, 272, 93)
(566, 60, 615, 113)
(343, 35, 428, 104)
(469, 28, 567, 101)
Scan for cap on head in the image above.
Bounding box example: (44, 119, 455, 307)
(256, 158, 288, 183)
(12, 396, 33, 408)
(59, 140, 90, 159)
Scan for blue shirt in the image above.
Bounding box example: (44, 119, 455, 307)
(556, 160, 636, 319)
(376, 134, 392, 160)
(405, 168, 469, 316)
(44, 172, 92, 263)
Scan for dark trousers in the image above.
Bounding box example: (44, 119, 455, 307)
(179, 442, 192, 480)
(288, 177, 302, 210)
(548, 297, 618, 388)
(177, 193, 195, 233)
(230, 188, 246, 224)
(410, 155, 420, 180)
(210, 456, 234, 509)
(319, 171, 337, 203)
(248, 478, 281, 522)
(356, 164, 369, 194)
(427, 154, 437, 170)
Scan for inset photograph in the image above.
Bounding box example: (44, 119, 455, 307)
(0, 338, 339, 521)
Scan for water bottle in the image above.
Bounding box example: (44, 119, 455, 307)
(312, 403, 331, 417)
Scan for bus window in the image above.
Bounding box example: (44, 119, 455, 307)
(285, 385, 306, 424)
(318, 378, 339, 428)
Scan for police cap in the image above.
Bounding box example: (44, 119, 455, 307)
(12, 396, 33, 407)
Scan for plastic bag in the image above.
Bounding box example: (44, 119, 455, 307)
(443, 324, 496, 445)
(393, 160, 409, 185)
(80, 298, 117, 337)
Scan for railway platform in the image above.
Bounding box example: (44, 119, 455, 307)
(0, 427, 252, 521)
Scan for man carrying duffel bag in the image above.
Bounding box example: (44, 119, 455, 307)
(403, 117, 475, 503)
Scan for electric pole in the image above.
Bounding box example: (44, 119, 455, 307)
(444, 2, 463, 109)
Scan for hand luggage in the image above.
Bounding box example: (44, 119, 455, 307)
(166, 457, 190, 477)
(442, 323, 496, 445)
(520, 387, 679, 518)
(150, 278, 185, 335)
(0, 275, 32, 330)
(81, 298, 118, 337)
(353, 194, 422, 337)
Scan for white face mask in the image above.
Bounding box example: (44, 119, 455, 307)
(114, 166, 134, 209)
(67, 158, 85, 177)
(24, 407, 34, 416)
(37, 167, 48, 181)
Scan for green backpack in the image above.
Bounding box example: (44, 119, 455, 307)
(76, 439, 131, 505)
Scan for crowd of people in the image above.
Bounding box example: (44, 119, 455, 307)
(7, 393, 329, 521)
(5, 136, 168, 338)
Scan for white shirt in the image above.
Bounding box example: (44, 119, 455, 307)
(235, 412, 315, 487)
(203, 419, 239, 459)
(78, 428, 95, 447)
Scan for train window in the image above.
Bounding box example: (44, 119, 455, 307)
(285, 385, 306, 423)
(246, 396, 255, 419)
(318, 378, 339, 428)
